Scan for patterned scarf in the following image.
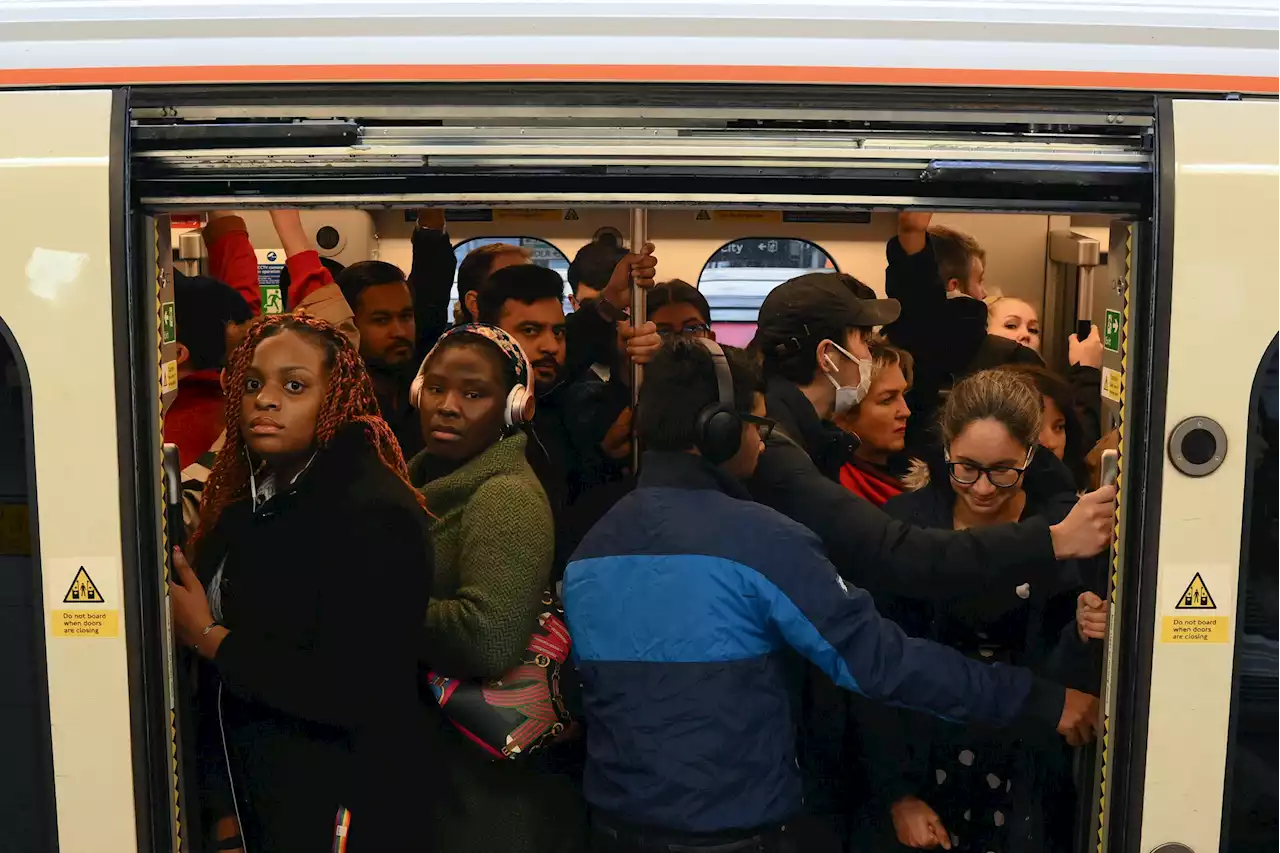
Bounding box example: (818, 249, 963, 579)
(416, 323, 532, 389)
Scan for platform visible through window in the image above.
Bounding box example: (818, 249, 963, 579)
(697, 238, 837, 347)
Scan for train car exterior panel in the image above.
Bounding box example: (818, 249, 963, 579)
(1140, 97, 1279, 851)
(0, 0, 1274, 92)
(0, 87, 139, 853)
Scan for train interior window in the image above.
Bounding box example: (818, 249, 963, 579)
(698, 237, 838, 347)
(0, 325, 54, 851)
(172, 210, 1121, 376)
(449, 236, 573, 315)
(1223, 339, 1279, 848)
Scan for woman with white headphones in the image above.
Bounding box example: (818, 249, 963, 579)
(406, 324, 587, 853)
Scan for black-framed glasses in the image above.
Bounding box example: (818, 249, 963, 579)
(657, 323, 713, 340)
(945, 449, 1033, 489)
(743, 414, 777, 442)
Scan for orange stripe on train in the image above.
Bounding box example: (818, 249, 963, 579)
(0, 63, 1275, 93)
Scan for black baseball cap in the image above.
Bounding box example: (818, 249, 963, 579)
(756, 272, 900, 350)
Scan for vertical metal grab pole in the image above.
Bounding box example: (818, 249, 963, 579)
(629, 207, 649, 472)
(1076, 264, 1097, 342)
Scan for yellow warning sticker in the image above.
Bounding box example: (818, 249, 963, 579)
(51, 562, 121, 639)
(494, 209, 561, 222)
(1175, 572, 1216, 609)
(51, 609, 120, 638)
(711, 210, 783, 224)
(1161, 572, 1229, 643)
(1161, 615, 1229, 643)
(63, 566, 105, 603)
(1100, 366, 1122, 403)
(161, 359, 179, 394)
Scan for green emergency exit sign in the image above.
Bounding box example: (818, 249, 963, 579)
(261, 284, 284, 316)
(1103, 309, 1122, 353)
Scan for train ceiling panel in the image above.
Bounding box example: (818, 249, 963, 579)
(130, 84, 1156, 213)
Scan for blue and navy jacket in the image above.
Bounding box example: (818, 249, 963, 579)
(563, 451, 1065, 834)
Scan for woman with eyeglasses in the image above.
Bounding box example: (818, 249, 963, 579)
(855, 368, 1095, 853)
(647, 280, 715, 341)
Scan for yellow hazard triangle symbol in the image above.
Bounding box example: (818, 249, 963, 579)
(1175, 572, 1216, 610)
(63, 567, 105, 604)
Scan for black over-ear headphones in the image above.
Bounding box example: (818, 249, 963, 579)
(693, 338, 743, 465)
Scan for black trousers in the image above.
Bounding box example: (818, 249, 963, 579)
(589, 814, 797, 853)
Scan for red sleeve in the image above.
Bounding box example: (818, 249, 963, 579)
(202, 216, 260, 314)
(285, 250, 335, 308)
(163, 379, 227, 469)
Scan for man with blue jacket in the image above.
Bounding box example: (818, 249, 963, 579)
(563, 338, 1098, 853)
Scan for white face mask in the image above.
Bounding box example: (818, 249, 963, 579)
(821, 341, 873, 416)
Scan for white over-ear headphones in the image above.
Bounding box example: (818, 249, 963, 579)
(410, 325, 535, 427)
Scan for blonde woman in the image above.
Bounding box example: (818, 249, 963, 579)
(832, 340, 918, 505)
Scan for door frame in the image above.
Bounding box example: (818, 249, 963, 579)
(1124, 97, 1279, 853)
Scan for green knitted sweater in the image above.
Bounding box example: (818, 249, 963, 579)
(409, 434, 587, 853)
(409, 432, 554, 680)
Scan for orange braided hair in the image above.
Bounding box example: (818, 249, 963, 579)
(190, 313, 427, 556)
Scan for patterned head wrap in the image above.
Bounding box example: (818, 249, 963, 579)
(417, 323, 532, 390)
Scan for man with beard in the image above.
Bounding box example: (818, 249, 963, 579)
(476, 248, 659, 577)
(337, 260, 425, 457)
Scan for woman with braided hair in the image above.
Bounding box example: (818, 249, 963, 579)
(168, 313, 438, 852)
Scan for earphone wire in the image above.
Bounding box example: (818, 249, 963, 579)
(246, 446, 259, 512)
(218, 683, 249, 853)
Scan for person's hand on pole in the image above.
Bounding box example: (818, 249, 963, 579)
(1069, 324, 1105, 369)
(1077, 591, 1108, 641)
(1049, 485, 1117, 559)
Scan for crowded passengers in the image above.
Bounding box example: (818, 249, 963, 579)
(166, 209, 1118, 853)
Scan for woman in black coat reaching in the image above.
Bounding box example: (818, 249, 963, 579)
(169, 313, 437, 852)
(857, 368, 1099, 853)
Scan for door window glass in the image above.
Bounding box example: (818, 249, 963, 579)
(452, 237, 572, 316)
(0, 324, 54, 851)
(698, 238, 837, 347)
(1223, 339, 1278, 848)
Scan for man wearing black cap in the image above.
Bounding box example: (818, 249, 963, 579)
(747, 272, 1117, 849)
(749, 271, 1119, 596)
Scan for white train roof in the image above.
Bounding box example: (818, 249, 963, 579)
(0, 0, 1275, 92)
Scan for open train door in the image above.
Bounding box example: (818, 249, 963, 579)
(0, 88, 142, 851)
(0, 87, 196, 853)
(1114, 98, 1278, 853)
